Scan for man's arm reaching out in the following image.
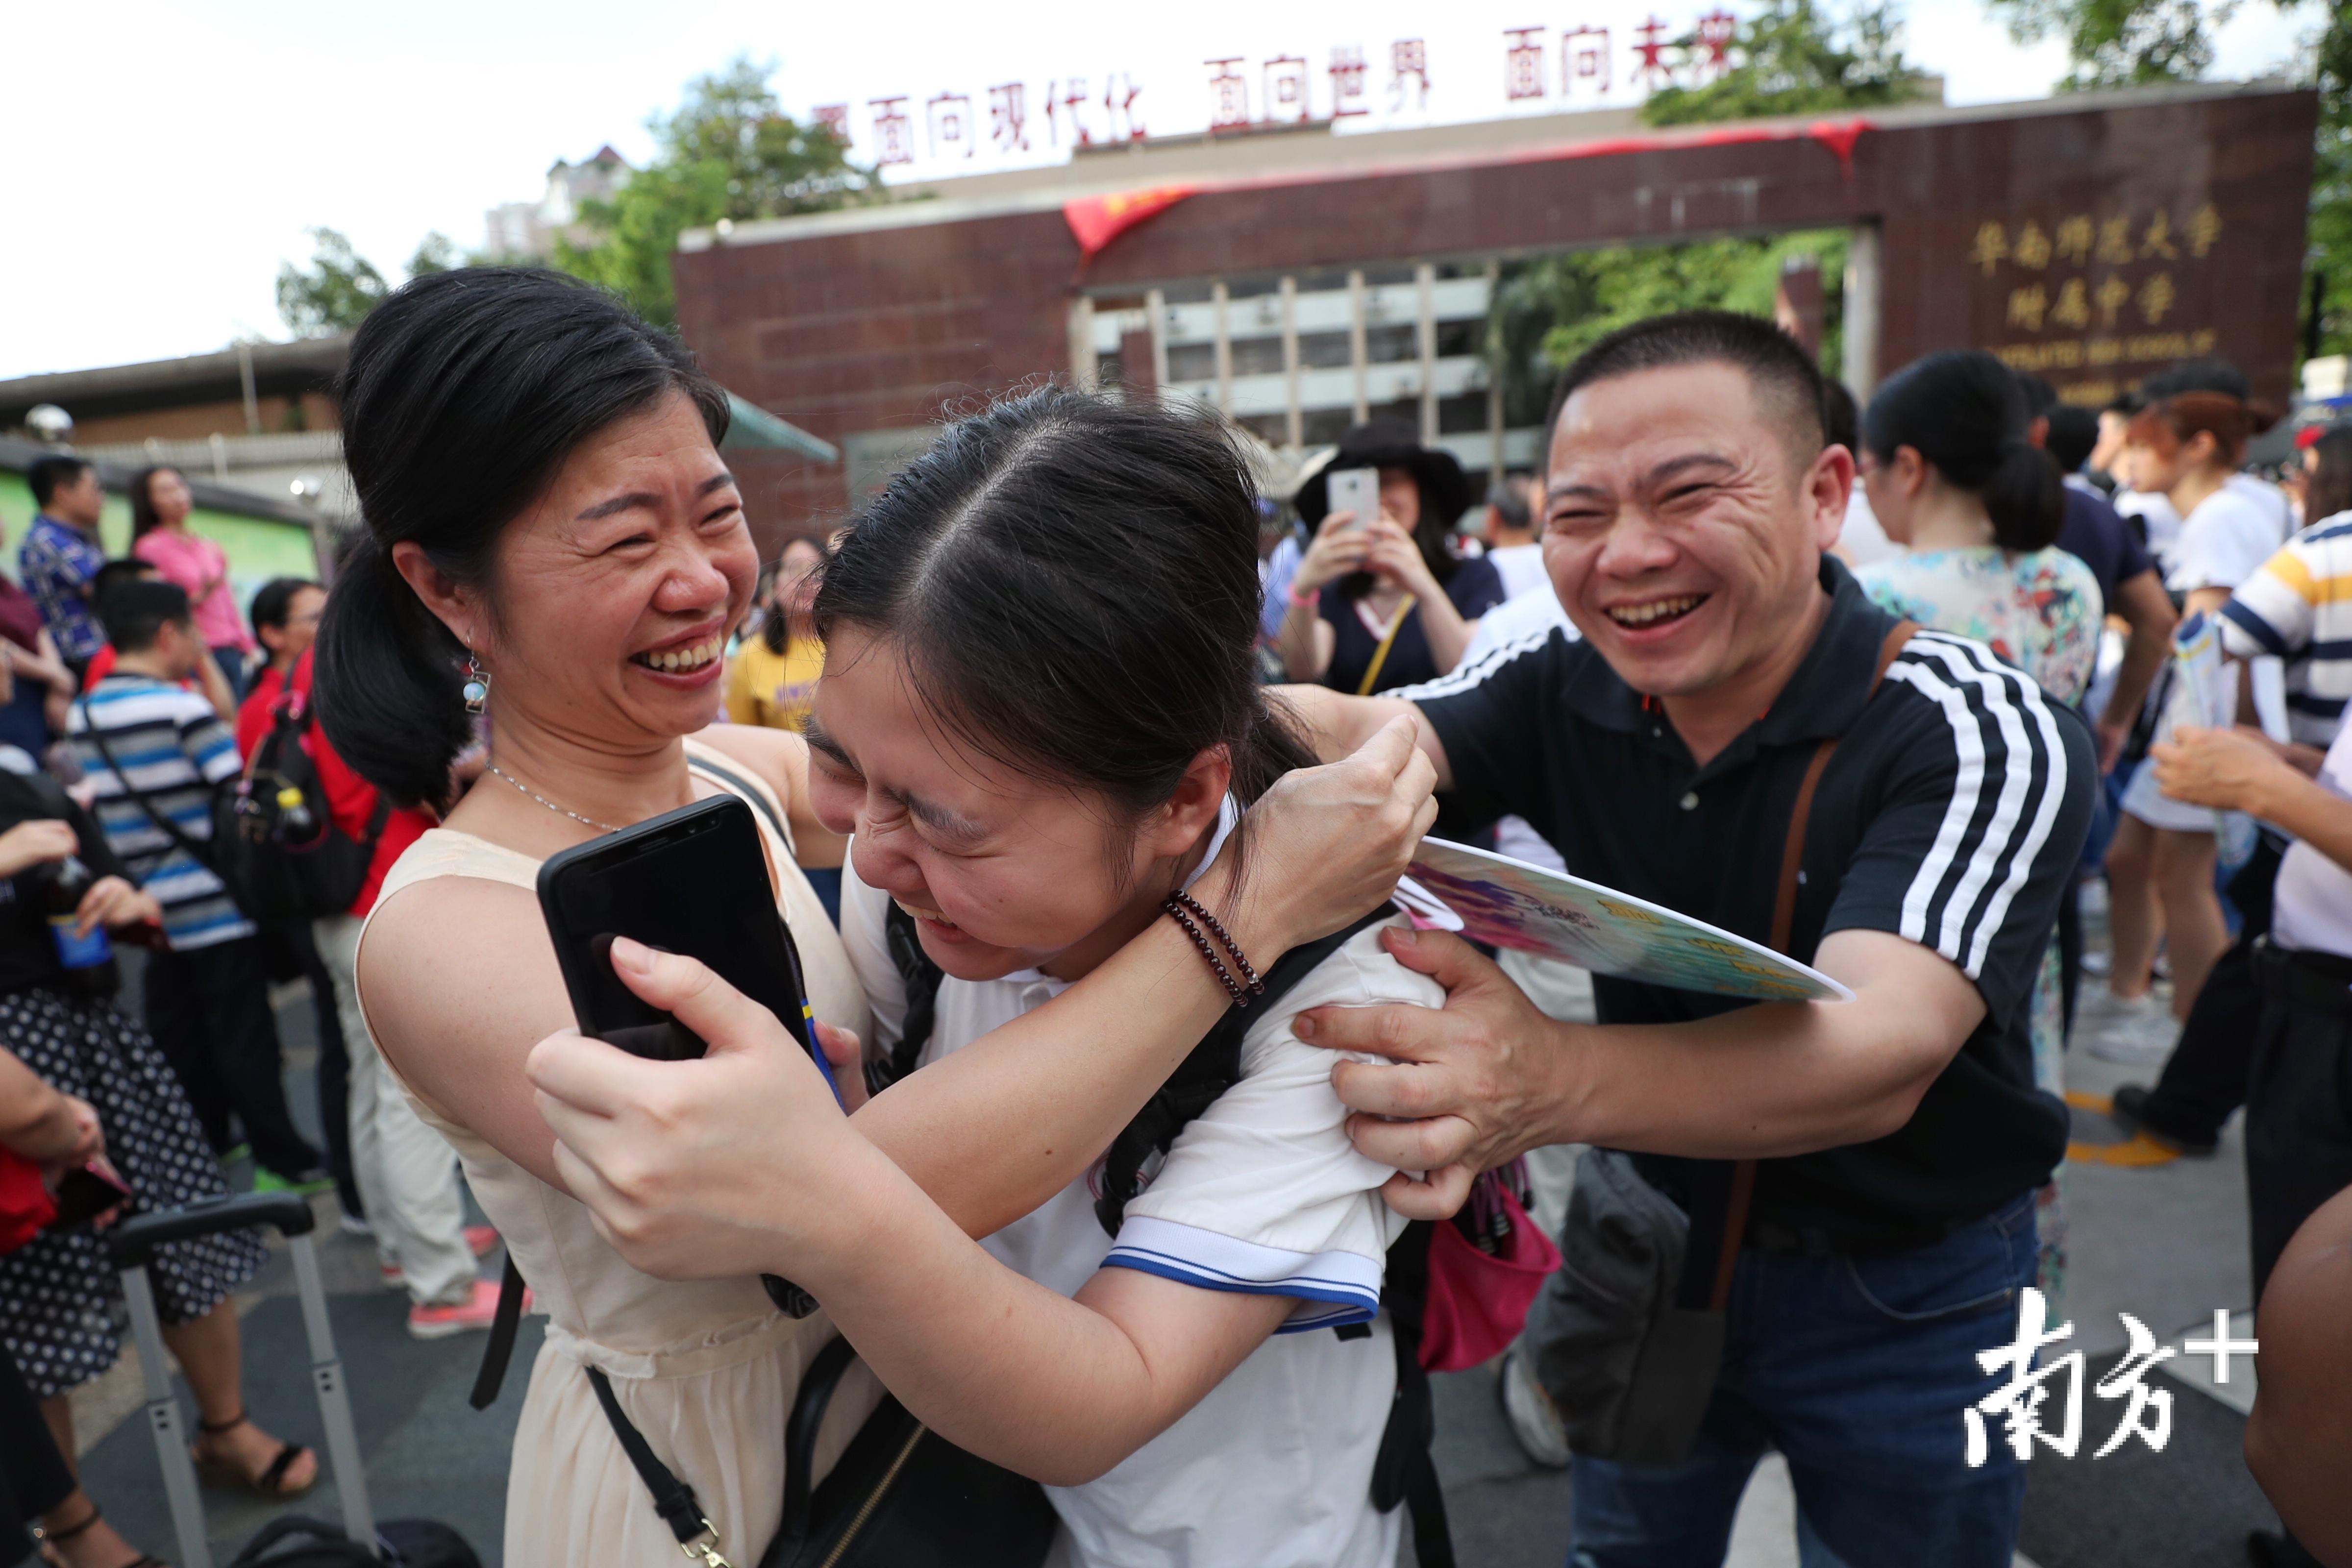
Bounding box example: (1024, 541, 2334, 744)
(1274, 684, 1451, 785)
(1292, 925, 1983, 1218)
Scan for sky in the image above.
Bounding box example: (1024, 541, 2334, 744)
(0, 0, 2318, 383)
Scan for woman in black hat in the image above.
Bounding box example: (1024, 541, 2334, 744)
(1276, 419, 1506, 694)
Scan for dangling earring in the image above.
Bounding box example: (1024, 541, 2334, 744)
(461, 653, 491, 716)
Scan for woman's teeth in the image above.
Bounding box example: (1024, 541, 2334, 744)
(1606, 595, 1705, 627)
(633, 637, 722, 673)
(893, 898, 959, 932)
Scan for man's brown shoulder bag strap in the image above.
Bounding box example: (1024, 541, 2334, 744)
(1692, 617, 1918, 1312)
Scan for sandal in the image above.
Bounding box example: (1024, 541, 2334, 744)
(33, 1501, 170, 1568)
(190, 1409, 315, 1498)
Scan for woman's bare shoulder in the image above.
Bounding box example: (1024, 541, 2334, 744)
(360, 876, 562, 1049)
(692, 722, 806, 793)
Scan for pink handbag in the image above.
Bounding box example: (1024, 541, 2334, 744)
(1417, 1164, 1562, 1373)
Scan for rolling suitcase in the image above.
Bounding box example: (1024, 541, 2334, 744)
(109, 1190, 480, 1568)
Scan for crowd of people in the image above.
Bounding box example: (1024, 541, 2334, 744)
(1, 262, 2348, 1568)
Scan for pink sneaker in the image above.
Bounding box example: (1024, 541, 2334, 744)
(465, 1224, 500, 1257)
(407, 1277, 504, 1340)
(380, 1261, 405, 1291)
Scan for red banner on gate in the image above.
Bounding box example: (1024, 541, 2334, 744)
(1063, 184, 1198, 258)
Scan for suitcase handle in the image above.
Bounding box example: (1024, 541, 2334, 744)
(109, 1189, 315, 1271)
(115, 1190, 376, 1568)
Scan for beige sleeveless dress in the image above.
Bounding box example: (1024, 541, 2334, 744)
(360, 738, 880, 1567)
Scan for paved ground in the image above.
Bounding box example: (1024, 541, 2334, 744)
(71, 933, 2288, 1566)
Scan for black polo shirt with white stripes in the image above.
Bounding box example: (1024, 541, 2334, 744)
(1402, 557, 2094, 1239)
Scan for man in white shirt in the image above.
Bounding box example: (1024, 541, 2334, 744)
(1482, 480, 1550, 601)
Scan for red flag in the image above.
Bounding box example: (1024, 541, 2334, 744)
(1064, 184, 1197, 258)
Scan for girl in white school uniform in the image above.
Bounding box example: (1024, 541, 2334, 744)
(534, 387, 1447, 1568)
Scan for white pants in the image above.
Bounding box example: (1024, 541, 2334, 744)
(315, 912, 476, 1307)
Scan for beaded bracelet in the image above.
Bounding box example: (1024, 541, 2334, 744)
(1162, 898, 1246, 1004)
(1166, 888, 1263, 997)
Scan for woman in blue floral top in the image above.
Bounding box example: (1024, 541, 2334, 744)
(1853, 347, 2097, 1305)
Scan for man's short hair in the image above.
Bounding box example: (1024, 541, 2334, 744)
(27, 456, 92, 510)
(250, 576, 322, 640)
(2045, 405, 2100, 474)
(92, 557, 157, 617)
(1819, 378, 1860, 455)
(98, 579, 193, 654)
(1547, 310, 1827, 467)
(2013, 372, 2060, 420)
(1485, 482, 1531, 531)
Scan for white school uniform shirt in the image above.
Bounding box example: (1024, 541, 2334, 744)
(839, 799, 1432, 1568)
(2114, 488, 2182, 566)
(2165, 485, 2281, 596)
(2227, 472, 2294, 549)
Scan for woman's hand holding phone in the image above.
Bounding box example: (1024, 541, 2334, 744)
(1359, 518, 1439, 601)
(1290, 511, 1374, 599)
(527, 936, 892, 1285)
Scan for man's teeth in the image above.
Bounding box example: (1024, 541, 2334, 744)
(893, 898, 959, 931)
(635, 637, 723, 672)
(1607, 596, 1704, 627)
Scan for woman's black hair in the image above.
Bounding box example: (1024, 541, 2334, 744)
(762, 536, 826, 656)
(815, 386, 1314, 864)
(314, 268, 728, 810)
(127, 466, 181, 541)
(2305, 426, 2352, 527)
(1864, 349, 2064, 553)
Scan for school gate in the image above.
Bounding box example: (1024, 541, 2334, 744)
(668, 79, 2318, 545)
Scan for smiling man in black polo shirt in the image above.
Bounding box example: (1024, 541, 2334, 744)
(1283, 311, 2093, 1567)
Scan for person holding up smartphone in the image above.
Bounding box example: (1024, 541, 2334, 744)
(1277, 421, 1507, 695)
(317, 271, 1436, 1568)
(0, 732, 323, 1541)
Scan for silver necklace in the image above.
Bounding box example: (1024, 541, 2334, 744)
(486, 764, 619, 832)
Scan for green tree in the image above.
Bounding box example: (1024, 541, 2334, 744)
(2309, 2, 2352, 358)
(1981, 0, 2351, 361)
(1645, 0, 1929, 124)
(275, 227, 388, 337)
(555, 55, 877, 327)
(1984, 0, 2218, 88)
(1490, 1, 1907, 418)
(406, 231, 461, 277)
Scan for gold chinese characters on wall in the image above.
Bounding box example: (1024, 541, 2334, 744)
(1969, 203, 2225, 405)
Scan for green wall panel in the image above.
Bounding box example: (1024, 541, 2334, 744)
(0, 473, 321, 632)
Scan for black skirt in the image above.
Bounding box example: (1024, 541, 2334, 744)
(0, 985, 266, 1399)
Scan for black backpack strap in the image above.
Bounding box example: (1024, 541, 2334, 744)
(687, 751, 795, 856)
(583, 1365, 725, 1558)
(468, 1252, 530, 1411)
(875, 900, 946, 1096)
(1092, 903, 1397, 1238)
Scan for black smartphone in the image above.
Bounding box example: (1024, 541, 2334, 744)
(537, 793, 837, 1100)
(538, 794, 836, 1317)
(45, 1162, 131, 1232)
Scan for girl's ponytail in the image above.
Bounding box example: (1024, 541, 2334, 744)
(313, 540, 471, 812)
(1982, 440, 2065, 553)
(1865, 349, 2061, 553)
